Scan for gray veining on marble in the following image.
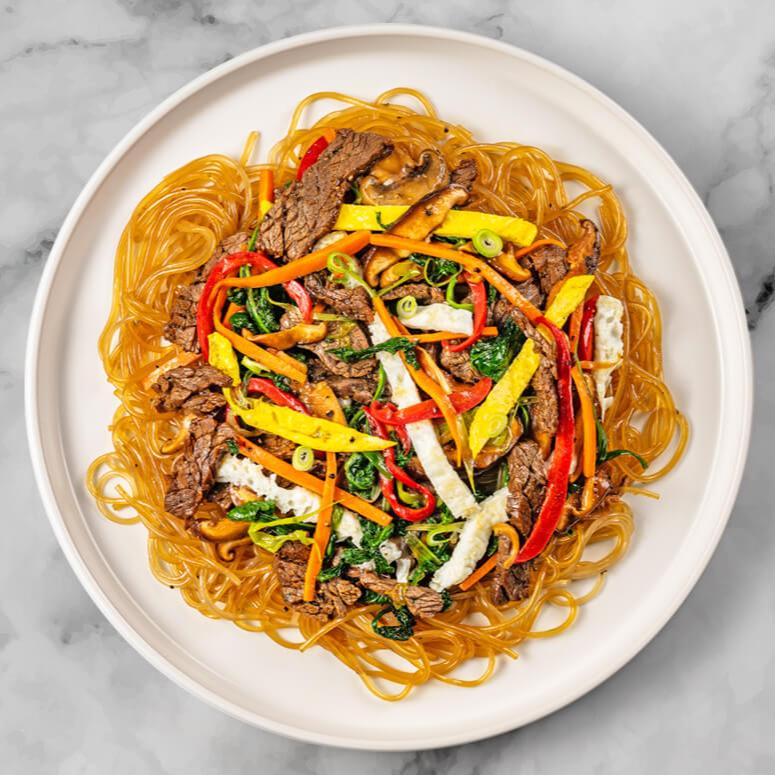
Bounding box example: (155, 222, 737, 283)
(3, 1, 774, 772)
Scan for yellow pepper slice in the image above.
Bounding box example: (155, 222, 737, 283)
(207, 332, 240, 386)
(468, 274, 595, 458)
(227, 394, 394, 453)
(334, 204, 537, 246)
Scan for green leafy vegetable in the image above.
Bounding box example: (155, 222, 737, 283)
(226, 439, 240, 457)
(440, 589, 453, 611)
(339, 518, 395, 575)
(317, 563, 345, 582)
(596, 418, 648, 469)
(406, 533, 447, 585)
(229, 311, 260, 335)
(329, 336, 419, 369)
(227, 264, 251, 305)
(344, 452, 378, 495)
(248, 527, 314, 554)
(470, 317, 526, 381)
(246, 287, 279, 334)
(410, 254, 459, 286)
(247, 225, 260, 252)
(227, 499, 276, 522)
(432, 235, 467, 247)
(371, 604, 415, 641)
(362, 589, 391, 605)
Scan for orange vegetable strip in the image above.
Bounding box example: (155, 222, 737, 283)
(370, 233, 543, 325)
(579, 359, 619, 371)
(407, 327, 498, 343)
(568, 304, 583, 354)
(141, 349, 200, 390)
(512, 238, 566, 260)
(212, 290, 307, 383)
(303, 385, 346, 602)
(259, 168, 274, 203)
(219, 231, 371, 290)
(267, 347, 309, 375)
(223, 302, 245, 331)
(492, 523, 520, 568)
(236, 436, 392, 527)
(459, 554, 498, 591)
(571, 366, 597, 478)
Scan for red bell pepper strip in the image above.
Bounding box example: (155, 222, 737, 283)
(227, 251, 313, 324)
(578, 295, 599, 361)
(515, 318, 575, 562)
(443, 274, 488, 352)
(371, 378, 493, 426)
(296, 132, 334, 180)
(362, 405, 436, 522)
(373, 402, 411, 451)
(246, 377, 309, 415)
(197, 251, 313, 357)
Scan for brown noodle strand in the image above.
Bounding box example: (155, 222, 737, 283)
(90, 89, 687, 699)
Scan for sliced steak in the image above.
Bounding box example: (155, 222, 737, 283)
(274, 542, 362, 620)
(300, 320, 377, 379)
(347, 568, 444, 619)
(380, 282, 445, 304)
(260, 433, 297, 461)
(164, 232, 248, 352)
(449, 157, 478, 189)
(507, 440, 548, 537)
(152, 363, 232, 413)
(304, 269, 374, 322)
(440, 347, 482, 384)
(490, 536, 531, 605)
(164, 417, 235, 519)
(523, 243, 569, 300)
(324, 376, 378, 405)
(260, 129, 392, 261)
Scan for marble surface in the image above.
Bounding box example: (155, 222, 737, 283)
(3, 1, 774, 771)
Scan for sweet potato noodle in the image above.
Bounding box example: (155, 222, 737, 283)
(88, 88, 688, 700)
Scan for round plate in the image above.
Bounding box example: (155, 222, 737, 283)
(25, 25, 752, 750)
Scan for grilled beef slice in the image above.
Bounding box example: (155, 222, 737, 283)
(304, 267, 375, 322)
(507, 440, 548, 538)
(151, 363, 232, 414)
(489, 535, 531, 605)
(347, 568, 445, 619)
(260, 129, 393, 261)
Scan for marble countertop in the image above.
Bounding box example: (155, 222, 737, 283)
(3, 1, 773, 772)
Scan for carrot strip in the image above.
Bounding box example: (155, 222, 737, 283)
(459, 554, 498, 591)
(213, 289, 307, 383)
(571, 366, 596, 478)
(259, 168, 274, 202)
(408, 327, 498, 343)
(512, 238, 566, 259)
(370, 233, 543, 325)
(223, 302, 245, 331)
(303, 384, 345, 602)
(492, 523, 520, 568)
(568, 305, 583, 355)
(219, 231, 371, 290)
(236, 437, 392, 527)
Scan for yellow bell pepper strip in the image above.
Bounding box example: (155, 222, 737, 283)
(207, 332, 240, 386)
(212, 288, 307, 384)
(303, 383, 346, 602)
(335, 204, 537, 246)
(218, 231, 371, 291)
(227, 393, 394, 453)
(468, 274, 596, 458)
(571, 366, 597, 478)
(236, 436, 392, 527)
(244, 321, 327, 349)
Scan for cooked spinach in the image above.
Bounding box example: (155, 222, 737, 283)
(596, 418, 648, 469)
(371, 604, 415, 641)
(344, 452, 377, 495)
(316, 563, 345, 582)
(227, 499, 276, 522)
(362, 589, 391, 605)
(246, 286, 278, 334)
(406, 533, 448, 585)
(410, 254, 459, 285)
(226, 439, 240, 457)
(470, 317, 525, 381)
(229, 311, 260, 335)
(329, 336, 419, 369)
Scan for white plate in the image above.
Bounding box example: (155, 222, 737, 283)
(25, 25, 752, 750)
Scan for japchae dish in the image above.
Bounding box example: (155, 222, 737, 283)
(90, 89, 687, 700)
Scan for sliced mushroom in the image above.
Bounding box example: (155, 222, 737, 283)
(195, 518, 249, 542)
(244, 321, 328, 348)
(360, 148, 449, 206)
(365, 185, 471, 287)
(566, 219, 600, 273)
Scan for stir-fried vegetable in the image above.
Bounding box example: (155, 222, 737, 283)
(329, 336, 420, 369)
(442, 275, 487, 352)
(596, 418, 648, 469)
(246, 377, 309, 414)
(396, 295, 418, 319)
(296, 129, 336, 180)
(469, 317, 525, 381)
(207, 332, 240, 385)
(246, 286, 279, 334)
(472, 228, 503, 258)
(226, 499, 276, 522)
(371, 604, 415, 641)
(292, 446, 315, 472)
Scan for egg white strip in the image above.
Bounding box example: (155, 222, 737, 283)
(400, 303, 473, 335)
(430, 486, 509, 591)
(369, 318, 479, 519)
(593, 295, 624, 419)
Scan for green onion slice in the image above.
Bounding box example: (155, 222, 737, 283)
(292, 446, 314, 472)
(472, 228, 503, 258)
(396, 295, 418, 320)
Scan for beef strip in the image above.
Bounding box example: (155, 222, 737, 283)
(164, 417, 235, 519)
(259, 433, 297, 461)
(304, 268, 374, 322)
(300, 320, 377, 379)
(380, 283, 445, 304)
(449, 157, 478, 189)
(489, 535, 531, 605)
(440, 347, 482, 384)
(163, 232, 248, 352)
(151, 363, 232, 413)
(524, 243, 569, 300)
(274, 542, 362, 620)
(507, 440, 548, 537)
(323, 376, 377, 404)
(347, 568, 445, 619)
(260, 129, 393, 261)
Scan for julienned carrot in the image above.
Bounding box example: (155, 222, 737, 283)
(212, 290, 307, 383)
(492, 523, 520, 568)
(512, 238, 566, 260)
(571, 366, 597, 478)
(236, 436, 392, 527)
(223, 302, 245, 330)
(303, 384, 346, 602)
(141, 349, 200, 390)
(407, 327, 498, 344)
(218, 231, 371, 291)
(370, 233, 543, 325)
(459, 554, 498, 591)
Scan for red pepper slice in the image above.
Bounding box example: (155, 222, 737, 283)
(196, 251, 313, 357)
(371, 378, 493, 426)
(296, 133, 333, 180)
(246, 377, 309, 414)
(516, 318, 575, 562)
(443, 274, 487, 352)
(372, 402, 411, 450)
(578, 295, 599, 361)
(362, 405, 436, 522)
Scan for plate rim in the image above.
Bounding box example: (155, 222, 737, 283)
(24, 23, 753, 750)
